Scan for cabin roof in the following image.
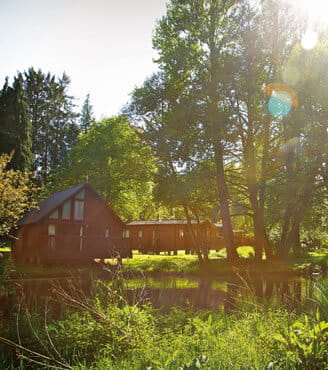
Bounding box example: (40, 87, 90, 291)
(18, 183, 87, 225)
(126, 219, 222, 226)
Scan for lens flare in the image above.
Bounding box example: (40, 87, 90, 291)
(263, 83, 299, 119)
(268, 91, 292, 118)
(301, 30, 318, 50)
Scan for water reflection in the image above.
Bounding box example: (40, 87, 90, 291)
(0, 272, 318, 318)
(114, 273, 314, 313)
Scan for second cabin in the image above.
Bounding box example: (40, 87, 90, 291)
(125, 220, 251, 254)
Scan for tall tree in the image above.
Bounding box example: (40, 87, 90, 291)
(131, 0, 240, 260)
(0, 74, 32, 171)
(223, 0, 300, 259)
(80, 94, 95, 134)
(49, 115, 156, 220)
(22, 68, 79, 182)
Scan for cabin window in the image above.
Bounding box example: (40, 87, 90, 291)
(49, 209, 59, 219)
(105, 229, 109, 238)
(80, 226, 84, 251)
(74, 200, 84, 220)
(48, 224, 56, 236)
(179, 229, 184, 238)
(123, 229, 130, 238)
(48, 224, 56, 249)
(62, 200, 71, 220)
(75, 189, 85, 200)
(206, 229, 210, 236)
(138, 230, 143, 238)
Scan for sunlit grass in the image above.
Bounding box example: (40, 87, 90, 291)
(118, 249, 292, 276)
(0, 247, 11, 252)
(292, 248, 328, 273)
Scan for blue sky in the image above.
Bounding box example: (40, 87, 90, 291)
(0, 0, 168, 119)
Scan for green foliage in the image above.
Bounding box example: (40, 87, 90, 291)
(51, 304, 156, 364)
(314, 281, 328, 322)
(0, 254, 14, 288)
(272, 313, 328, 369)
(0, 153, 39, 236)
(0, 75, 32, 171)
(49, 115, 156, 220)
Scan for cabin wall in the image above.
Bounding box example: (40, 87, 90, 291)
(127, 224, 203, 253)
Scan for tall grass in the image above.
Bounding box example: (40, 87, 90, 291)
(314, 279, 328, 321)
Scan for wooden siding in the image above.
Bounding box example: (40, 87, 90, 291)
(126, 221, 252, 253)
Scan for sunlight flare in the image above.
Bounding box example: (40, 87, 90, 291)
(283, 0, 328, 23)
(301, 30, 318, 50)
(263, 83, 299, 118)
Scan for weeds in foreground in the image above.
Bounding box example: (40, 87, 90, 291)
(1, 269, 328, 369)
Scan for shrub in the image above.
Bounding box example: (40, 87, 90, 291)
(271, 312, 328, 369)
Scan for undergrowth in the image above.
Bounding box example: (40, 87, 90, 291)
(1, 271, 328, 369)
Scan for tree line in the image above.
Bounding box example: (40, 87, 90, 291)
(0, 68, 95, 181)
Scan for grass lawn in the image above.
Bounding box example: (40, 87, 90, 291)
(119, 247, 294, 276)
(1, 245, 314, 279)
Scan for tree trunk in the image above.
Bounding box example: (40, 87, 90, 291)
(183, 204, 204, 263)
(207, 2, 238, 261)
(214, 141, 239, 261)
(194, 209, 209, 263)
(279, 167, 316, 257)
(243, 115, 274, 260)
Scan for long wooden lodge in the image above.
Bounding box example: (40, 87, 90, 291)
(13, 184, 131, 264)
(126, 220, 250, 254)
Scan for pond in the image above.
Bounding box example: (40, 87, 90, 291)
(0, 269, 322, 319)
(119, 272, 318, 313)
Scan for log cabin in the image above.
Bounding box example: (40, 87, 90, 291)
(125, 219, 220, 254)
(125, 220, 251, 254)
(13, 183, 131, 264)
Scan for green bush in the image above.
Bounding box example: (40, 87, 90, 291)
(271, 312, 328, 369)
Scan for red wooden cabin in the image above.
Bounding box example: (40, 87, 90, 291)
(13, 183, 131, 264)
(125, 220, 221, 254)
(126, 220, 251, 254)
